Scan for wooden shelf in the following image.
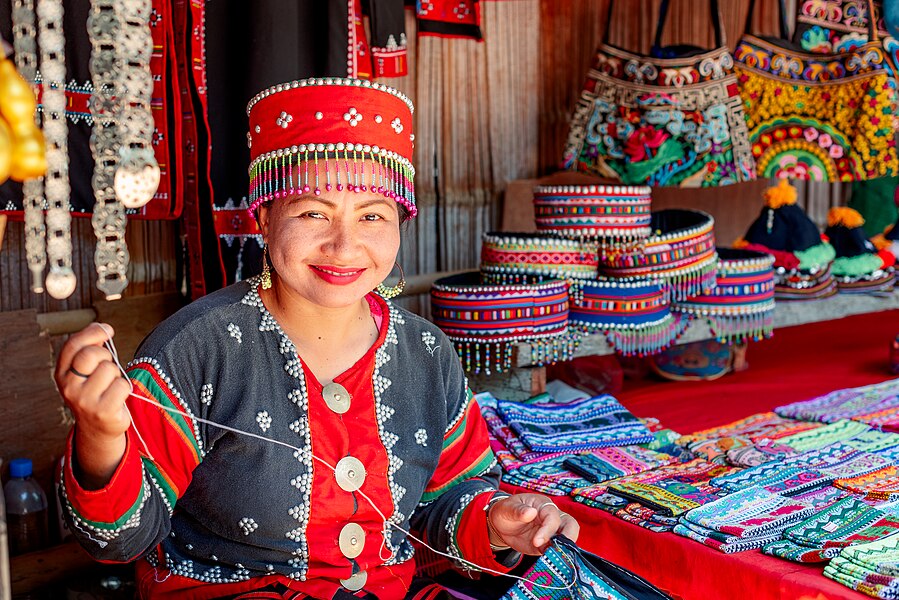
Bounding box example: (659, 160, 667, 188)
(514, 290, 899, 368)
(470, 291, 899, 399)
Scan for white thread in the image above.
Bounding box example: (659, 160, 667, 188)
(98, 330, 575, 592)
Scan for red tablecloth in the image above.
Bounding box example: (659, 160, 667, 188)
(504, 484, 866, 600)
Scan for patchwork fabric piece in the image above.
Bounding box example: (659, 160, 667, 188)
(501, 456, 593, 497)
(682, 487, 814, 540)
(776, 379, 899, 423)
(836, 467, 899, 501)
(562, 447, 676, 484)
(496, 395, 654, 453)
(685, 436, 753, 465)
(710, 463, 829, 494)
(679, 412, 812, 444)
(779, 420, 873, 452)
(607, 480, 721, 517)
(726, 441, 797, 467)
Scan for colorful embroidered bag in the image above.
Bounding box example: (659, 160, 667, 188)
(501, 535, 673, 600)
(734, 0, 898, 181)
(562, 0, 756, 187)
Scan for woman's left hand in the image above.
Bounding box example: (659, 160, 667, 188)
(487, 493, 580, 555)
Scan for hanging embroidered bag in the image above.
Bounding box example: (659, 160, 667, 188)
(734, 0, 898, 181)
(501, 535, 673, 600)
(562, 0, 756, 187)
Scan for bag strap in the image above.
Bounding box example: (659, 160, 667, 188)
(653, 0, 726, 49)
(601, 0, 616, 44)
(744, 0, 790, 39)
(603, 0, 725, 48)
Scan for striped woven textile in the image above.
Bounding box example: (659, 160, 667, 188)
(495, 395, 655, 453)
(776, 379, 899, 424)
(532, 184, 652, 244)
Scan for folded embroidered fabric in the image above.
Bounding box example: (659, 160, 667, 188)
(789, 485, 852, 511)
(500, 455, 593, 496)
(778, 420, 874, 452)
(817, 452, 894, 480)
(710, 463, 830, 495)
(562, 446, 676, 484)
(673, 522, 782, 554)
(763, 539, 839, 563)
(725, 441, 796, 468)
(607, 480, 722, 517)
(836, 467, 899, 502)
(496, 395, 655, 452)
(678, 412, 818, 444)
(777, 379, 899, 423)
(682, 487, 814, 539)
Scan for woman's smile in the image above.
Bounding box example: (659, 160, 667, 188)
(309, 264, 367, 285)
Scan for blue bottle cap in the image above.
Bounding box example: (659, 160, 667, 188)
(9, 458, 33, 478)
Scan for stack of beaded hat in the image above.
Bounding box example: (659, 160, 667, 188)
(739, 179, 837, 300)
(824, 207, 896, 294)
(568, 278, 685, 356)
(479, 232, 599, 304)
(246, 77, 417, 218)
(532, 184, 652, 250)
(599, 209, 718, 300)
(672, 248, 776, 343)
(430, 272, 578, 374)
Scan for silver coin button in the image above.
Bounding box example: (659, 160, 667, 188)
(338, 523, 366, 559)
(335, 456, 366, 492)
(322, 382, 351, 414)
(340, 570, 368, 591)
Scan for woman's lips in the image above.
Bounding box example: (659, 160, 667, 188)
(309, 265, 366, 285)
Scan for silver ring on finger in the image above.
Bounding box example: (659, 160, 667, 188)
(69, 366, 90, 378)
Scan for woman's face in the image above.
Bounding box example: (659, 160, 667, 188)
(258, 186, 401, 309)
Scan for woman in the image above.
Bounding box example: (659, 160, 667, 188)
(54, 78, 579, 599)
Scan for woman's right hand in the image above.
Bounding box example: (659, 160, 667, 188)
(54, 322, 132, 489)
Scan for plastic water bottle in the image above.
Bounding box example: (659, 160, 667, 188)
(4, 459, 48, 556)
(0, 463, 10, 600)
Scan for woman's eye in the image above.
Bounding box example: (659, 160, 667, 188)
(362, 213, 384, 221)
(300, 211, 326, 219)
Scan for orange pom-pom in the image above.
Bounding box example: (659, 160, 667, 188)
(827, 206, 865, 229)
(732, 238, 749, 249)
(764, 179, 797, 209)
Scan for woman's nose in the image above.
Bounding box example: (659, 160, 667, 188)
(321, 218, 355, 256)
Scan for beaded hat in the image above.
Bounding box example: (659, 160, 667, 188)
(824, 207, 896, 294)
(532, 184, 652, 247)
(246, 78, 416, 217)
(672, 248, 776, 343)
(739, 180, 837, 300)
(599, 209, 718, 301)
(430, 272, 577, 374)
(479, 232, 599, 304)
(568, 278, 684, 357)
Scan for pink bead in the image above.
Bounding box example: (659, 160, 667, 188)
(359, 185, 367, 192)
(336, 184, 344, 191)
(314, 188, 321, 196)
(302, 185, 311, 193)
(325, 184, 333, 191)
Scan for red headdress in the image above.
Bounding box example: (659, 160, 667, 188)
(247, 78, 416, 218)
